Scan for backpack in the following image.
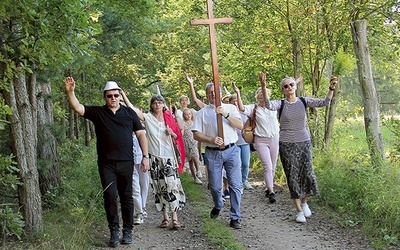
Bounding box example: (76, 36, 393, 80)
(278, 97, 307, 120)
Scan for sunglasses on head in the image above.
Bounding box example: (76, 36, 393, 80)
(106, 94, 120, 98)
(282, 82, 295, 89)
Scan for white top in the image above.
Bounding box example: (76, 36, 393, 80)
(192, 103, 241, 147)
(236, 112, 248, 146)
(132, 134, 143, 164)
(143, 113, 174, 158)
(241, 104, 279, 138)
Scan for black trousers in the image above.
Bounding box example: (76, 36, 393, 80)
(98, 160, 134, 230)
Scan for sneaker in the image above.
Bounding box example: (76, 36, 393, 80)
(301, 204, 312, 218)
(134, 213, 144, 225)
(196, 171, 203, 178)
(240, 186, 244, 195)
(121, 229, 132, 244)
(142, 208, 147, 218)
(268, 192, 276, 203)
(229, 219, 242, 229)
(296, 212, 306, 223)
(223, 189, 230, 199)
(108, 228, 120, 247)
(210, 207, 220, 219)
(243, 180, 254, 189)
(194, 177, 203, 184)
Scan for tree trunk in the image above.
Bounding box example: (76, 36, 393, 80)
(3, 70, 43, 233)
(324, 72, 339, 150)
(37, 83, 61, 195)
(351, 20, 385, 167)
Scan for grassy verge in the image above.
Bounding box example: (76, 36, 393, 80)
(180, 173, 245, 250)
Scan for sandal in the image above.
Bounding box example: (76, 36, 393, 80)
(160, 219, 170, 228)
(172, 219, 181, 229)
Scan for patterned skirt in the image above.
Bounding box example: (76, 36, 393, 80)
(279, 140, 319, 199)
(149, 155, 186, 212)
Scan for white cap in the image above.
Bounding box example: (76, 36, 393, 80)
(104, 81, 121, 91)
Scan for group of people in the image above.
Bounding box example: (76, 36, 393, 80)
(64, 71, 337, 247)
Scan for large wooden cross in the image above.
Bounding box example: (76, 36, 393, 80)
(190, 0, 232, 143)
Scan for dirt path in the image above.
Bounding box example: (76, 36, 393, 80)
(95, 171, 375, 250)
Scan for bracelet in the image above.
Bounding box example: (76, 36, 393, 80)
(329, 87, 335, 91)
(224, 113, 230, 119)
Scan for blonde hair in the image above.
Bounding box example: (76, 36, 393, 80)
(182, 108, 194, 121)
(255, 87, 270, 99)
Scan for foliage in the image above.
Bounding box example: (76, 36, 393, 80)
(0, 154, 24, 241)
(313, 118, 399, 249)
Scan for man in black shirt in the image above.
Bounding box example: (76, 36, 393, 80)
(65, 77, 149, 247)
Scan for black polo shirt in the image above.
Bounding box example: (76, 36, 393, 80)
(83, 105, 144, 161)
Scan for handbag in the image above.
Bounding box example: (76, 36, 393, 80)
(241, 105, 258, 144)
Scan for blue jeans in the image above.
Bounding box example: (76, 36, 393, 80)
(205, 145, 242, 220)
(238, 144, 251, 183)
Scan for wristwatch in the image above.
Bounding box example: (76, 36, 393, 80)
(142, 154, 150, 159)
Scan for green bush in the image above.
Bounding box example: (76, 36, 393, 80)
(0, 154, 24, 241)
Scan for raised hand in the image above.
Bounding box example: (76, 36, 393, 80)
(259, 72, 266, 89)
(184, 72, 194, 85)
(330, 76, 338, 88)
(64, 76, 76, 93)
(232, 81, 240, 94)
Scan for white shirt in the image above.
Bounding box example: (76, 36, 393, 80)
(242, 104, 279, 138)
(143, 113, 174, 158)
(192, 103, 241, 147)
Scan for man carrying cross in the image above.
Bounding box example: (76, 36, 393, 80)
(190, 0, 242, 228)
(192, 82, 243, 229)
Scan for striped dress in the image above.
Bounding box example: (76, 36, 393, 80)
(265, 97, 331, 199)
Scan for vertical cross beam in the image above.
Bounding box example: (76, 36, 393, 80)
(190, 0, 232, 142)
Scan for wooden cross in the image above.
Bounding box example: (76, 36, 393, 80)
(190, 0, 232, 143)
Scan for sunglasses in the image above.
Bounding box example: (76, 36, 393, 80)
(282, 82, 295, 89)
(106, 94, 120, 98)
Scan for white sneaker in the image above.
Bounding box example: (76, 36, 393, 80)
(296, 212, 306, 223)
(301, 204, 312, 218)
(134, 214, 144, 225)
(243, 181, 254, 189)
(196, 171, 203, 178)
(194, 177, 203, 184)
(142, 208, 147, 218)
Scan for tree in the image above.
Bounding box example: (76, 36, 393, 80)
(351, 20, 385, 167)
(0, 0, 93, 234)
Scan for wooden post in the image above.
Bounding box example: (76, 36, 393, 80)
(190, 0, 232, 143)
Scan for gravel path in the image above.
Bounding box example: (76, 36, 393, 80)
(95, 169, 375, 250)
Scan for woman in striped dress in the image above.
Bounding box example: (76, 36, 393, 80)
(260, 72, 338, 223)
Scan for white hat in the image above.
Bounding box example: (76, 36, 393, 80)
(104, 81, 121, 91)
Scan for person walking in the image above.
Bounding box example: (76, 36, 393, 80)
(64, 77, 149, 247)
(233, 83, 279, 203)
(192, 82, 244, 229)
(124, 94, 186, 230)
(260, 72, 337, 223)
(132, 134, 150, 224)
(182, 108, 203, 184)
(228, 93, 254, 191)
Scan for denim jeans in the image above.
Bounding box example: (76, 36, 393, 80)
(205, 145, 242, 220)
(238, 144, 251, 183)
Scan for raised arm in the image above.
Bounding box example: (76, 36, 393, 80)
(64, 76, 85, 116)
(259, 72, 270, 101)
(184, 72, 206, 108)
(120, 90, 145, 121)
(327, 76, 338, 99)
(232, 82, 245, 112)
